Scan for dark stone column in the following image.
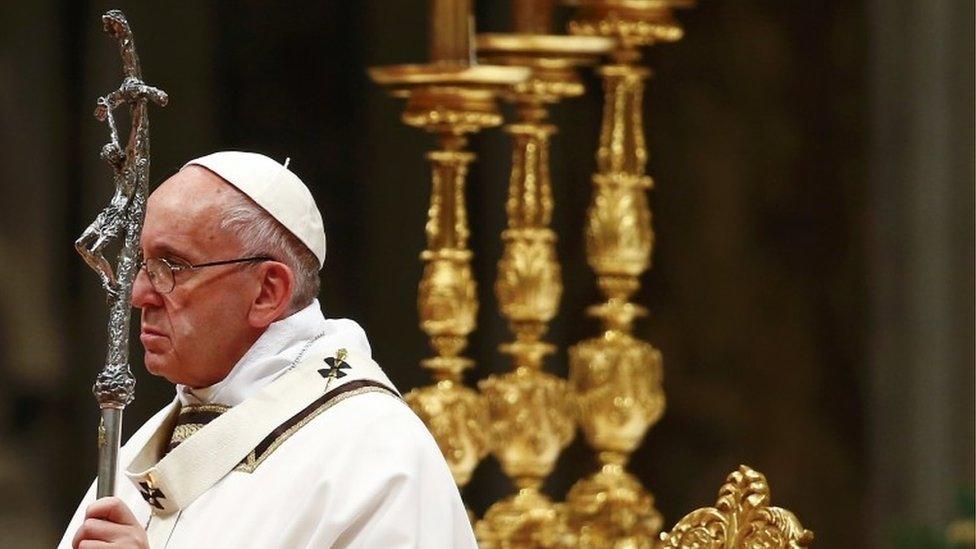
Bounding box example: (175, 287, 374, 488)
(867, 0, 975, 543)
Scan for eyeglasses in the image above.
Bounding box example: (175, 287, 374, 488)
(140, 256, 273, 294)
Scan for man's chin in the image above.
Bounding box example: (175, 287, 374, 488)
(143, 352, 173, 380)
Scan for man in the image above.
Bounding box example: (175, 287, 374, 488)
(60, 151, 476, 548)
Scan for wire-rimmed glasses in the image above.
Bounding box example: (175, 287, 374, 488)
(140, 256, 273, 294)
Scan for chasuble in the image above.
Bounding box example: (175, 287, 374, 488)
(60, 302, 476, 548)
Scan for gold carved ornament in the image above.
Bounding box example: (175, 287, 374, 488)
(660, 465, 814, 548)
(369, 0, 529, 492)
(560, 0, 692, 545)
(371, 6, 818, 549)
(408, 142, 488, 488)
(473, 3, 616, 546)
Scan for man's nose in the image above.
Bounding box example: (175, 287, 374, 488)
(131, 266, 161, 309)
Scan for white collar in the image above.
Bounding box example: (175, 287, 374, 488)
(176, 299, 371, 407)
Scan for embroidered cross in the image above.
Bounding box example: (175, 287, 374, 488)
(138, 481, 166, 510)
(318, 348, 351, 381)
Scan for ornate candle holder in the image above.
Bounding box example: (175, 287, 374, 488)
(369, 0, 529, 491)
(559, 0, 692, 546)
(472, 2, 615, 546)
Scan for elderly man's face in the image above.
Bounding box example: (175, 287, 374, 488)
(132, 166, 264, 387)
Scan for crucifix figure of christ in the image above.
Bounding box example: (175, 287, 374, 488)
(74, 9, 167, 499)
(76, 10, 168, 300)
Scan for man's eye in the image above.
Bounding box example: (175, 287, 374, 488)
(163, 257, 190, 268)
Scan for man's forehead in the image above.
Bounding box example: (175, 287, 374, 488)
(151, 165, 234, 206)
(143, 166, 238, 257)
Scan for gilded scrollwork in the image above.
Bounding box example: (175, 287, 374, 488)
(477, 91, 576, 546)
(563, 1, 694, 545)
(495, 122, 563, 335)
(476, 489, 574, 548)
(570, 331, 664, 454)
(418, 254, 478, 352)
(496, 231, 562, 330)
(586, 175, 654, 285)
(660, 465, 814, 548)
(416, 148, 481, 381)
(424, 150, 474, 250)
(568, 17, 684, 51)
(408, 107, 492, 489)
(512, 77, 586, 104)
(404, 380, 491, 487)
(403, 87, 505, 135)
(596, 67, 650, 177)
(479, 368, 575, 482)
(369, 6, 528, 497)
(565, 1, 690, 52)
(565, 462, 665, 547)
(473, 18, 614, 546)
(505, 123, 555, 229)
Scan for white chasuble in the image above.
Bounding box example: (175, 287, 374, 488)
(59, 304, 476, 548)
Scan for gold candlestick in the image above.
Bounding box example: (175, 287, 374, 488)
(369, 1, 529, 491)
(472, 8, 615, 547)
(430, 0, 473, 64)
(512, 0, 556, 34)
(560, 0, 693, 546)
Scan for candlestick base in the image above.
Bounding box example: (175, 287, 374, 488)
(403, 379, 490, 487)
(476, 487, 573, 548)
(565, 461, 664, 548)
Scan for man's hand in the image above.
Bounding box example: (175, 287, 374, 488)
(72, 497, 149, 549)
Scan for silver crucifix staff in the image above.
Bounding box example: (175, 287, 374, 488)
(75, 10, 168, 498)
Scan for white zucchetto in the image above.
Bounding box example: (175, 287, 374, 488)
(183, 151, 327, 268)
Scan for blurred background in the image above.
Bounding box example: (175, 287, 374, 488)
(1, 1, 972, 547)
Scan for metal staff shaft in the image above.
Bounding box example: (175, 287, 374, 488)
(97, 409, 124, 497)
(76, 10, 167, 497)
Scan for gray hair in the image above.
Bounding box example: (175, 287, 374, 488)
(219, 190, 321, 312)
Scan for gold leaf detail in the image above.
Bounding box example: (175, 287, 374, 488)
(570, 332, 664, 454)
(565, 463, 664, 547)
(476, 490, 573, 548)
(404, 380, 490, 487)
(496, 231, 562, 328)
(479, 368, 576, 481)
(660, 465, 814, 548)
(418, 256, 478, 344)
(586, 175, 654, 285)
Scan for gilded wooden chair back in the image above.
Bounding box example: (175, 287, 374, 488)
(660, 465, 814, 548)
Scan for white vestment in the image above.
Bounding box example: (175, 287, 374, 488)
(59, 301, 475, 548)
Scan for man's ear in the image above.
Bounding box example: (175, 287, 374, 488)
(248, 261, 295, 328)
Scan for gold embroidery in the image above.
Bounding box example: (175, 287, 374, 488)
(165, 404, 229, 448)
(169, 423, 204, 445)
(233, 386, 399, 473)
(179, 403, 230, 415)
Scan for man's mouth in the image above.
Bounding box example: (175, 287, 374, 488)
(140, 325, 169, 349)
(141, 326, 166, 337)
